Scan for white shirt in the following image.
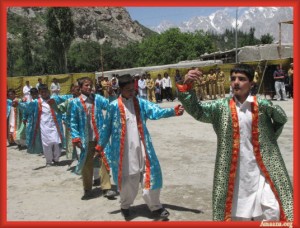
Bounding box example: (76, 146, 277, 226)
(36, 82, 41, 90)
(23, 85, 32, 101)
(40, 98, 61, 146)
(122, 97, 145, 176)
(50, 82, 60, 95)
(231, 95, 278, 218)
(138, 79, 147, 97)
(162, 76, 172, 89)
(155, 79, 162, 87)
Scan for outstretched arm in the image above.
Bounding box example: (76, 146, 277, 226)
(177, 69, 217, 124)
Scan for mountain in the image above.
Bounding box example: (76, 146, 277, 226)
(151, 7, 293, 43)
(7, 7, 157, 47)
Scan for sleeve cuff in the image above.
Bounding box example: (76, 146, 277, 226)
(72, 138, 81, 143)
(174, 105, 182, 116)
(95, 145, 103, 151)
(176, 83, 193, 92)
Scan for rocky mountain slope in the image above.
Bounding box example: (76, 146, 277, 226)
(7, 7, 156, 47)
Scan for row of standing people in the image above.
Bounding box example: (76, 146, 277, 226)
(7, 76, 184, 220)
(7, 83, 118, 201)
(22, 77, 61, 101)
(95, 71, 178, 103)
(194, 67, 226, 100)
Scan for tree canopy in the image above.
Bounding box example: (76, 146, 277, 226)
(7, 14, 275, 77)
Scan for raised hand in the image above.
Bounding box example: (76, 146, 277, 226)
(184, 69, 202, 84)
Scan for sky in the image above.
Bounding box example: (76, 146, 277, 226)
(126, 7, 247, 28)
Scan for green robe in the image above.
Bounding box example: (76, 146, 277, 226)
(55, 98, 76, 159)
(178, 89, 293, 221)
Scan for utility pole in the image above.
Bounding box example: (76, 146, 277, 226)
(235, 8, 238, 63)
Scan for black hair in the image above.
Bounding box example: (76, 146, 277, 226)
(118, 74, 134, 89)
(230, 64, 254, 82)
(7, 88, 16, 95)
(30, 88, 38, 95)
(78, 77, 93, 88)
(38, 84, 48, 91)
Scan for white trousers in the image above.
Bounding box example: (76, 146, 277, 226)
(43, 143, 61, 164)
(232, 192, 280, 221)
(275, 81, 287, 100)
(120, 172, 162, 211)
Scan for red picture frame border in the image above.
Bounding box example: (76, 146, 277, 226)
(1, 0, 298, 227)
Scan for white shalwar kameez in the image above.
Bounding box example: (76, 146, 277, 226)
(9, 106, 16, 135)
(23, 85, 32, 101)
(138, 79, 147, 99)
(40, 99, 62, 165)
(120, 97, 162, 211)
(231, 96, 280, 221)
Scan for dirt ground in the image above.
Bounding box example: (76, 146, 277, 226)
(7, 95, 293, 222)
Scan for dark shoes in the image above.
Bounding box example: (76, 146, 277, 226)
(7, 142, 17, 147)
(152, 208, 170, 219)
(45, 161, 59, 167)
(81, 190, 94, 200)
(121, 208, 131, 220)
(103, 189, 117, 199)
(93, 178, 100, 186)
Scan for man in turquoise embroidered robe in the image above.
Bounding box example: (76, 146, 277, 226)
(17, 86, 66, 157)
(95, 74, 184, 219)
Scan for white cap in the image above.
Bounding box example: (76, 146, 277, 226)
(135, 73, 140, 77)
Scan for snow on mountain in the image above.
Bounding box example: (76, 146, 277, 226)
(152, 7, 293, 43)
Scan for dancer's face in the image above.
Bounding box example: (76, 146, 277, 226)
(40, 89, 50, 100)
(121, 83, 135, 99)
(230, 72, 253, 103)
(80, 80, 92, 96)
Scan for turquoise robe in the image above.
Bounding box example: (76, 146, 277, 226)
(18, 96, 65, 154)
(97, 96, 177, 191)
(7, 99, 12, 119)
(70, 94, 111, 175)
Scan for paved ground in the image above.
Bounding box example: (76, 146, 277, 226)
(7, 95, 293, 222)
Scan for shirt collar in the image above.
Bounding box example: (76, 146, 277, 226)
(80, 93, 88, 101)
(234, 95, 254, 106)
(121, 96, 132, 102)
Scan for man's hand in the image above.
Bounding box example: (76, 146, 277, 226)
(47, 98, 55, 105)
(107, 86, 113, 95)
(175, 104, 185, 116)
(184, 69, 202, 84)
(94, 146, 103, 159)
(73, 141, 83, 149)
(12, 99, 18, 107)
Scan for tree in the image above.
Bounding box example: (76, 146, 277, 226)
(136, 28, 214, 66)
(68, 41, 101, 72)
(20, 30, 33, 76)
(45, 7, 74, 74)
(7, 40, 17, 76)
(260, 33, 274, 44)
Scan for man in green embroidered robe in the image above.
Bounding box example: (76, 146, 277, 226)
(177, 64, 293, 221)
